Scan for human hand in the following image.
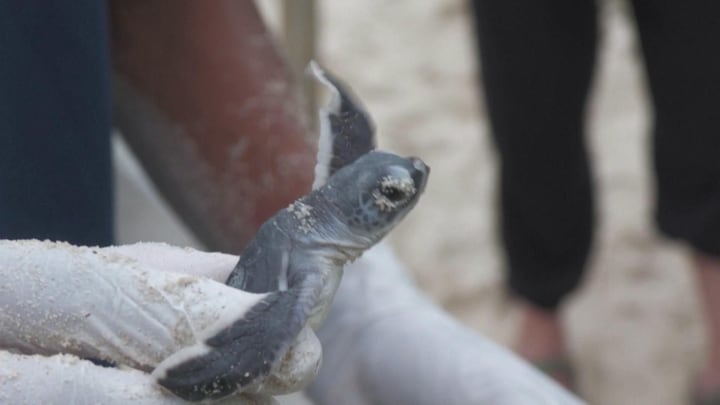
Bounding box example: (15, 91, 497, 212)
(0, 240, 321, 404)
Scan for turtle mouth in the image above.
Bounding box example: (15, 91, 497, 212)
(409, 157, 430, 194)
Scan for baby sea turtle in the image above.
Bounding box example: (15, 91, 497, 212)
(154, 62, 429, 401)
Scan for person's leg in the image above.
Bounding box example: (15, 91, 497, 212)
(469, 0, 598, 364)
(0, 1, 114, 246)
(629, 0, 720, 395)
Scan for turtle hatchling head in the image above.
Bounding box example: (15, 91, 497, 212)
(322, 151, 429, 243)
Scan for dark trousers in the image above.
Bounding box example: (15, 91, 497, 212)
(0, 1, 113, 246)
(471, 0, 720, 309)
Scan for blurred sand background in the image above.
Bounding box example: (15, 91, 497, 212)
(116, 1, 707, 404)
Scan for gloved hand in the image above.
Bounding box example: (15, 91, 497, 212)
(308, 243, 584, 405)
(0, 240, 321, 404)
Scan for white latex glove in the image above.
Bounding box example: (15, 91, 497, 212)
(0, 240, 321, 404)
(307, 243, 585, 405)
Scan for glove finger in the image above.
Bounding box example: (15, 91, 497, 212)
(104, 242, 237, 282)
(107, 243, 324, 395)
(0, 351, 275, 405)
(0, 240, 264, 371)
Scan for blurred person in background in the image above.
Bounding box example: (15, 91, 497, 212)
(470, 0, 720, 399)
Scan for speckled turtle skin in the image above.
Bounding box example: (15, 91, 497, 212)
(155, 63, 429, 401)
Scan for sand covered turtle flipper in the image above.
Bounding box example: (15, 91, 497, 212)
(153, 272, 323, 401)
(308, 61, 376, 189)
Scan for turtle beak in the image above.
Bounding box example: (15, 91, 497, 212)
(409, 157, 430, 194)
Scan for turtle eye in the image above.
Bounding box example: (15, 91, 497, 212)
(373, 173, 416, 212)
(380, 185, 405, 202)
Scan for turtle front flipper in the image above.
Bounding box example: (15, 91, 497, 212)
(308, 61, 376, 189)
(153, 273, 323, 401)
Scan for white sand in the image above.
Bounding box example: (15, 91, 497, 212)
(117, 1, 705, 404)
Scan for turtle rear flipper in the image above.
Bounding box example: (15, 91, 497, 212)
(308, 61, 376, 189)
(154, 274, 322, 401)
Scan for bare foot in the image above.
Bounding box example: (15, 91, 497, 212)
(694, 253, 720, 397)
(515, 302, 572, 387)
(515, 302, 566, 359)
